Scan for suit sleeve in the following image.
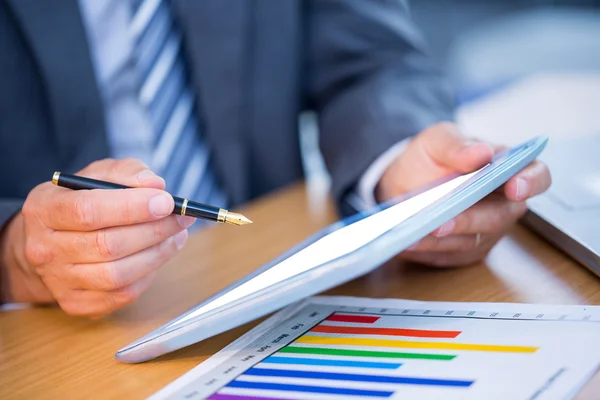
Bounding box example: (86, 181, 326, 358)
(307, 0, 455, 207)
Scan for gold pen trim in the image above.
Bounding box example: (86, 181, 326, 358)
(217, 208, 228, 223)
(223, 211, 253, 226)
(52, 171, 61, 186)
(181, 199, 188, 216)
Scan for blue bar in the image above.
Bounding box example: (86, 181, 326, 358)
(262, 356, 401, 369)
(227, 381, 393, 397)
(244, 368, 474, 387)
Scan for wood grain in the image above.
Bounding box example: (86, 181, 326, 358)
(1, 182, 599, 399)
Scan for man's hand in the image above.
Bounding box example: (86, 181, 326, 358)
(0, 159, 194, 317)
(376, 122, 551, 267)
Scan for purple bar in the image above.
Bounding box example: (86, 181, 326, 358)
(208, 394, 276, 400)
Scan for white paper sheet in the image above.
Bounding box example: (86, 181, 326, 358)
(152, 296, 600, 400)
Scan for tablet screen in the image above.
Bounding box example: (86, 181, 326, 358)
(167, 170, 479, 328)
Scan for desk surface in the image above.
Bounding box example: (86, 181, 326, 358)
(1, 182, 599, 399)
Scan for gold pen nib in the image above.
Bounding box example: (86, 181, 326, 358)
(224, 211, 253, 226)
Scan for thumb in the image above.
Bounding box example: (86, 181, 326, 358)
(416, 123, 494, 173)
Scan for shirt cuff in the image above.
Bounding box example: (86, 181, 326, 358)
(356, 138, 412, 209)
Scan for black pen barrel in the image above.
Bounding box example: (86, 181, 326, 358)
(52, 172, 243, 225)
(56, 173, 128, 190)
(173, 198, 220, 220)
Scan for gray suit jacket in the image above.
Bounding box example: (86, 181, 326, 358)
(0, 0, 454, 229)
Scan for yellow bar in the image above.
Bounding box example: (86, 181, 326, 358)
(296, 336, 538, 353)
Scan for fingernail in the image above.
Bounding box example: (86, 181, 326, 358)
(177, 215, 196, 229)
(149, 193, 173, 217)
(434, 219, 455, 237)
(174, 230, 188, 250)
(516, 178, 530, 200)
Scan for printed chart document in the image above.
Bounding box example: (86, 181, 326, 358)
(150, 297, 600, 400)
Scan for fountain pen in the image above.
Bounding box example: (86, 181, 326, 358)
(51, 172, 252, 226)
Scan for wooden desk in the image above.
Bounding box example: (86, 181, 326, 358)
(1, 182, 599, 399)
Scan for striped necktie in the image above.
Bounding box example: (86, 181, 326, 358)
(129, 0, 226, 209)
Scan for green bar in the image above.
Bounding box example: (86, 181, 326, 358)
(279, 346, 456, 361)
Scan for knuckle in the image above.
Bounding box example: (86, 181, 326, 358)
(94, 230, 119, 260)
(24, 238, 52, 266)
(72, 196, 96, 229)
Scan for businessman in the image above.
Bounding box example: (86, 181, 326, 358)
(0, 0, 550, 317)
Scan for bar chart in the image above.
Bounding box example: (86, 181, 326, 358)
(208, 311, 541, 399)
(153, 298, 600, 400)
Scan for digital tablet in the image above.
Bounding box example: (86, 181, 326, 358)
(115, 136, 548, 363)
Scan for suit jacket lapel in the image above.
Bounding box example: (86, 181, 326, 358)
(173, 0, 250, 205)
(6, 0, 108, 170)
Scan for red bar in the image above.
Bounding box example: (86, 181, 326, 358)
(326, 314, 380, 324)
(312, 324, 461, 339)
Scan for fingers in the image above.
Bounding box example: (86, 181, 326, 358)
(503, 160, 552, 202)
(431, 198, 527, 237)
(400, 233, 502, 267)
(401, 196, 524, 267)
(54, 214, 194, 263)
(406, 233, 491, 253)
(23, 158, 171, 231)
(76, 158, 166, 189)
(17, 158, 179, 318)
(67, 230, 187, 291)
(57, 271, 158, 318)
(416, 123, 495, 173)
(399, 247, 492, 268)
(29, 184, 174, 231)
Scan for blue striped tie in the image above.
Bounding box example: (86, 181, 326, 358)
(129, 0, 227, 211)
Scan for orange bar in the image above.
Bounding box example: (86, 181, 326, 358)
(312, 325, 461, 338)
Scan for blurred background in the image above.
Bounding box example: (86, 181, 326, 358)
(301, 0, 600, 192)
(412, 0, 600, 102)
